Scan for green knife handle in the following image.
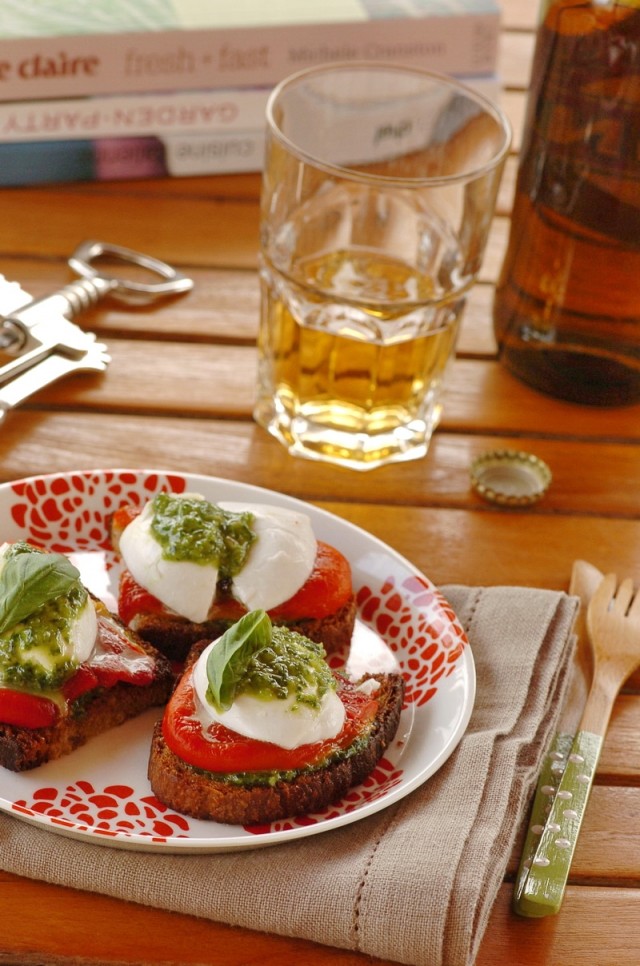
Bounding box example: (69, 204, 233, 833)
(515, 730, 602, 918)
(513, 732, 574, 910)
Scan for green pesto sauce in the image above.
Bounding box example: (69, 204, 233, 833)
(0, 583, 87, 692)
(191, 728, 372, 788)
(150, 492, 256, 578)
(235, 625, 336, 710)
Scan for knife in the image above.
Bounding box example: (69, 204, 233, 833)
(512, 559, 601, 914)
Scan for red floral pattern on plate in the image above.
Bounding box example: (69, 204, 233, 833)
(11, 754, 405, 839)
(8, 469, 187, 551)
(12, 781, 191, 841)
(357, 575, 467, 707)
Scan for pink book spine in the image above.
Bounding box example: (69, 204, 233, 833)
(0, 13, 499, 102)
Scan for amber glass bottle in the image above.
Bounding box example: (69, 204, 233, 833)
(493, 0, 640, 405)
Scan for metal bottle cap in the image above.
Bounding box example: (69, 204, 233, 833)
(470, 449, 552, 507)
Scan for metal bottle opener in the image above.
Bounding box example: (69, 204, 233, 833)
(0, 240, 193, 423)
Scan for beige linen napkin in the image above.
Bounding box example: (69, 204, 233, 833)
(0, 585, 577, 966)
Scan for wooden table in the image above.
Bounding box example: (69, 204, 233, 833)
(1, 2, 639, 963)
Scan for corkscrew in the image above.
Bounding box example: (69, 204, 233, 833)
(0, 240, 193, 423)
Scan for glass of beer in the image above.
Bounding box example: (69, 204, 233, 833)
(254, 63, 510, 470)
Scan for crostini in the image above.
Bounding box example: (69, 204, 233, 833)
(147, 610, 405, 825)
(0, 541, 173, 771)
(110, 492, 357, 663)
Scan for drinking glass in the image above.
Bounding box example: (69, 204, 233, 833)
(254, 62, 510, 470)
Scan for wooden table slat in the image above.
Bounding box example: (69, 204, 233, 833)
(1, 410, 639, 521)
(24, 341, 640, 446)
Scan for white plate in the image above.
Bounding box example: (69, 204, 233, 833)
(0, 469, 475, 853)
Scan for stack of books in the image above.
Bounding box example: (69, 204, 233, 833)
(0, 0, 502, 185)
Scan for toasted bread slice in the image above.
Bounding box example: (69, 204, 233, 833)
(147, 643, 405, 826)
(0, 630, 173, 773)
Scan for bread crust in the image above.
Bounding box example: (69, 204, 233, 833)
(147, 671, 405, 826)
(128, 594, 357, 663)
(0, 640, 173, 772)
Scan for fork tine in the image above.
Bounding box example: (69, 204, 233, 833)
(591, 573, 617, 613)
(613, 577, 634, 615)
(629, 585, 640, 619)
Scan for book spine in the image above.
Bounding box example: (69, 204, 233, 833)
(0, 74, 502, 145)
(0, 13, 499, 102)
(0, 132, 268, 184)
(0, 88, 271, 142)
(164, 130, 266, 176)
(0, 74, 502, 185)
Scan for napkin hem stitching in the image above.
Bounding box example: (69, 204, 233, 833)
(459, 586, 482, 637)
(351, 806, 399, 952)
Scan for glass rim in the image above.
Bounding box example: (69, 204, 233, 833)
(265, 60, 512, 187)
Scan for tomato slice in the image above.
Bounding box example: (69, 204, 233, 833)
(0, 688, 59, 728)
(163, 670, 378, 774)
(118, 540, 352, 626)
(111, 504, 141, 536)
(268, 542, 352, 620)
(118, 569, 166, 627)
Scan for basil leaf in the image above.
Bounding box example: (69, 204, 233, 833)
(0, 548, 81, 634)
(206, 609, 272, 713)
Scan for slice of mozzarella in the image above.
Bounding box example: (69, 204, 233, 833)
(119, 501, 218, 624)
(68, 596, 99, 664)
(192, 638, 345, 750)
(218, 502, 317, 612)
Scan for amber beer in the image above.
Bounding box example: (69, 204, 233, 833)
(256, 246, 462, 468)
(493, 0, 640, 405)
(255, 64, 509, 469)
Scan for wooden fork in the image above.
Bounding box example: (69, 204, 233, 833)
(517, 573, 640, 918)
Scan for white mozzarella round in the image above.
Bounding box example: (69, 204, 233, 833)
(218, 502, 317, 612)
(192, 638, 345, 750)
(69, 597, 99, 664)
(0, 542, 10, 571)
(119, 502, 218, 624)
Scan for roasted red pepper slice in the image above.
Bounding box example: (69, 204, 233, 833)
(118, 570, 166, 627)
(268, 541, 353, 620)
(61, 665, 99, 703)
(90, 616, 156, 687)
(0, 688, 59, 728)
